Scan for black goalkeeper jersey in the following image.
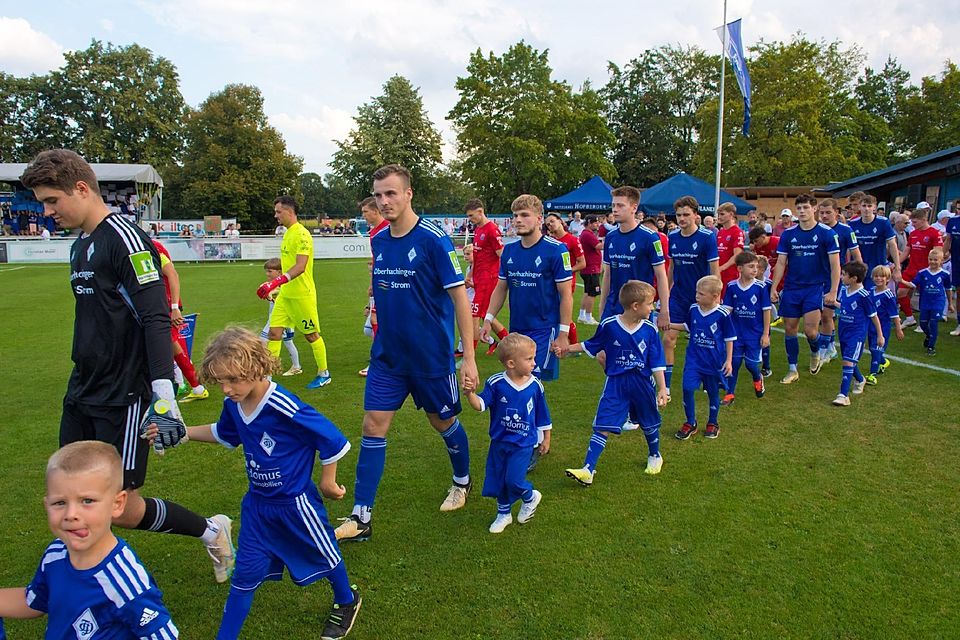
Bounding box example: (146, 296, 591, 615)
(66, 213, 174, 406)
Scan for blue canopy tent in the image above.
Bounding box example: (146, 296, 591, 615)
(544, 176, 613, 211)
(638, 173, 753, 216)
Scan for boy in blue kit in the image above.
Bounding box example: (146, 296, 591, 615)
(755, 254, 776, 377)
(816, 199, 862, 365)
(832, 262, 884, 406)
(464, 333, 550, 533)
(562, 281, 669, 484)
(147, 327, 360, 640)
(721, 252, 770, 405)
(671, 276, 736, 440)
(0, 441, 179, 639)
(901, 248, 953, 356)
(865, 266, 904, 384)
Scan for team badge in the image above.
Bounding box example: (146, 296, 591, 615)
(448, 250, 462, 274)
(750, 295, 757, 305)
(260, 432, 276, 456)
(526, 398, 534, 414)
(652, 240, 662, 256)
(692, 242, 698, 250)
(630, 242, 637, 252)
(710, 322, 718, 333)
(535, 256, 542, 267)
(408, 248, 417, 262)
(73, 608, 99, 639)
(561, 251, 571, 270)
(86, 243, 95, 261)
(129, 250, 160, 285)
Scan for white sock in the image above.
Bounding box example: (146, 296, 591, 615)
(173, 363, 184, 385)
(191, 384, 205, 394)
(200, 518, 221, 544)
(284, 339, 300, 368)
(351, 505, 372, 524)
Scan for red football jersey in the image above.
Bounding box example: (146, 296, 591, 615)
(579, 228, 603, 275)
(152, 240, 181, 307)
(472, 220, 503, 283)
(717, 224, 745, 282)
(906, 227, 943, 274)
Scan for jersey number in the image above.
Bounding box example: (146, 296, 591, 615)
(302, 319, 316, 331)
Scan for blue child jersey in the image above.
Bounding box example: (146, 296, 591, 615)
(835, 286, 876, 343)
(722, 279, 771, 347)
(849, 216, 895, 273)
(683, 305, 737, 375)
(475, 373, 552, 448)
(946, 217, 960, 267)
(668, 227, 719, 301)
(828, 222, 859, 266)
(581, 316, 666, 378)
(601, 225, 665, 316)
(211, 382, 351, 501)
(777, 223, 840, 288)
(498, 235, 572, 332)
(370, 218, 464, 377)
(871, 288, 899, 331)
(913, 268, 951, 311)
(26, 538, 178, 640)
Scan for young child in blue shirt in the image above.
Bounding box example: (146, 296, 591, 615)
(721, 251, 771, 405)
(832, 262, 884, 406)
(561, 280, 669, 485)
(901, 248, 953, 356)
(671, 275, 736, 440)
(865, 265, 904, 385)
(755, 254, 777, 377)
(0, 441, 179, 639)
(148, 327, 361, 640)
(464, 333, 551, 533)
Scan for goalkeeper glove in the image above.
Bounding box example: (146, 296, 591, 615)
(140, 380, 187, 454)
(257, 273, 290, 299)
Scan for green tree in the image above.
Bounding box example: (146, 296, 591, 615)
(449, 42, 615, 212)
(320, 174, 359, 217)
(855, 57, 917, 160)
(331, 75, 443, 204)
(897, 62, 960, 156)
(299, 172, 326, 218)
(602, 45, 719, 186)
(164, 84, 302, 230)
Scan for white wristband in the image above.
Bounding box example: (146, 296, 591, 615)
(171, 304, 179, 311)
(484, 313, 496, 322)
(558, 324, 570, 333)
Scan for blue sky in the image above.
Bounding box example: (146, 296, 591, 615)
(2, 1, 957, 174)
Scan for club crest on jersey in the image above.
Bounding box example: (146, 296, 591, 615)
(750, 295, 757, 305)
(448, 250, 462, 274)
(73, 608, 99, 639)
(638, 340, 646, 354)
(710, 322, 718, 333)
(630, 242, 637, 251)
(526, 398, 534, 414)
(86, 243, 95, 261)
(812, 234, 818, 241)
(692, 242, 698, 250)
(408, 248, 417, 262)
(535, 256, 542, 267)
(851, 301, 857, 310)
(129, 250, 160, 285)
(260, 432, 276, 456)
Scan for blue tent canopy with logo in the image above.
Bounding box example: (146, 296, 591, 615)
(544, 176, 614, 211)
(639, 173, 753, 216)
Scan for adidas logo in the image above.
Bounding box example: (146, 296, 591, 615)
(507, 258, 514, 264)
(376, 253, 383, 261)
(139, 608, 159, 627)
(613, 340, 621, 346)
(441, 405, 450, 413)
(499, 397, 508, 403)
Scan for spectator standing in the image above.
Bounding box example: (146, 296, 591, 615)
(578, 215, 604, 324)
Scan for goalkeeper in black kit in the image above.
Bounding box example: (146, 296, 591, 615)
(21, 150, 235, 583)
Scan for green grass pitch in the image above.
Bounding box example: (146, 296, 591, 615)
(0, 259, 957, 639)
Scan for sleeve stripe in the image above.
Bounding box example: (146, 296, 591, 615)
(121, 546, 153, 591)
(270, 390, 300, 415)
(106, 561, 136, 601)
(320, 440, 351, 466)
(95, 569, 126, 608)
(267, 398, 296, 418)
(106, 216, 147, 254)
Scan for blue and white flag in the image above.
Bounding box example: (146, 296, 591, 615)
(715, 18, 751, 136)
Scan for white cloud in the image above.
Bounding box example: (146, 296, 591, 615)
(270, 107, 355, 175)
(0, 17, 64, 75)
(99, 18, 115, 32)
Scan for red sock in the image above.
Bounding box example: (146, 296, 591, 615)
(568, 323, 578, 344)
(496, 328, 508, 340)
(372, 322, 378, 338)
(174, 351, 200, 388)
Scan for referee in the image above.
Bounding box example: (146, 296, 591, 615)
(21, 150, 235, 583)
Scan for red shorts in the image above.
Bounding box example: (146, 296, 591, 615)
(171, 324, 187, 351)
(900, 269, 916, 284)
(473, 278, 498, 318)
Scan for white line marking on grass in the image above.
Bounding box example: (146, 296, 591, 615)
(0, 266, 25, 272)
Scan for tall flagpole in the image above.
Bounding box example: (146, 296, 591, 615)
(714, 0, 728, 213)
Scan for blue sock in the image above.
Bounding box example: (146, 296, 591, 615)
(762, 346, 770, 369)
(820, 333, 832, 350)
(785, 335, 800, 365)
(496, 501, 511, 515)
(840, 365, 854, 396)
(869, 348, 882, 374)
(727, 355, 743, 394)
(327, 562, 354, 606)
(439, 420, 470, 480)
(853, 364, 864, 382)
(216, 587, 255, 640)
(807, 336, 819, 353)
(642, 426, 660, 457)
(682, 386, 697, 424)
(665, 365, 673, 389)
(354, 436, 387, 517)
(705, 377, 721, 424)
(745, 358, 762, 382)
(583, 432, 608, 472)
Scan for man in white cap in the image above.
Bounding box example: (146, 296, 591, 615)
(933, 209, 952, 236)
(774, 209, 793, 237)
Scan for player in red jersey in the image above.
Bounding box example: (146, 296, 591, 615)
(359, 197, 390, 376)
(152, 240, 207, 402)
(716, 203, 745, 294)
(546, 213, 586, 344)
(898, 205, 943, 325)
(577, 215, 604, 324)
(466, 199, 508, 354)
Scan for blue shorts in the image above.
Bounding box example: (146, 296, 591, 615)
(519, 327, 559, 382)
(780, 284, 824, 318)
(232, 489, 342, 591)
(682, 367, 724, 393)
(733, 341, 761, 362)
(482, 440, 534, 504)
(593, 373, 661, 434)
(669, 294, 694, 326)
(838, 337, 865, 362)
(867, 321, 891, 351)
(364, 365, 461, 419)
(920, 309, 943, 322)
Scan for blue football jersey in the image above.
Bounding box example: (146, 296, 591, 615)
(828, 222, 859, 266)
(872, 288, 899, 327)
(668, 228, 719, 300)
(26, 538, 178, 640)
(582, 316, 665, 378)
(946, 218, 960, 262)
(602, 225, 665, 316)
(849, 216, 895, 272)
(498, 236, 572, 331)
(683, 305, 737, 375)
(371, 218, 464, 376)
(212, 382, 351, 500)
(836, 286, 876, 342)
(913, 268, 951, 311)
(777, 223, 840, 288)
(476, 373, 552, 448)
(722, 279, 770, 346)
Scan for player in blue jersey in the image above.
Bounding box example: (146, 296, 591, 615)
(336, 165, 479, 543)
(664, 196, 720, 393)
(147, 327, 361, 640)
(464, 333, 551, 533)
(865, 265, 904, 385)
(721, 252, 770, 406)
(816, 199, 862, 365)
(671, 276, 736, 440)
(901, 248, 953, 356)
(943, 213, 960, 336)
(771, 194, 841, 384)
(0, 442, 178, 639)
(482, 194, 573, 382)
(831, 262, 884, 406)
(849, 195, 901, 288)
(561, 280, 669, 484)
(754, 254, 776, 377)
(599, 186, 670, 330)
